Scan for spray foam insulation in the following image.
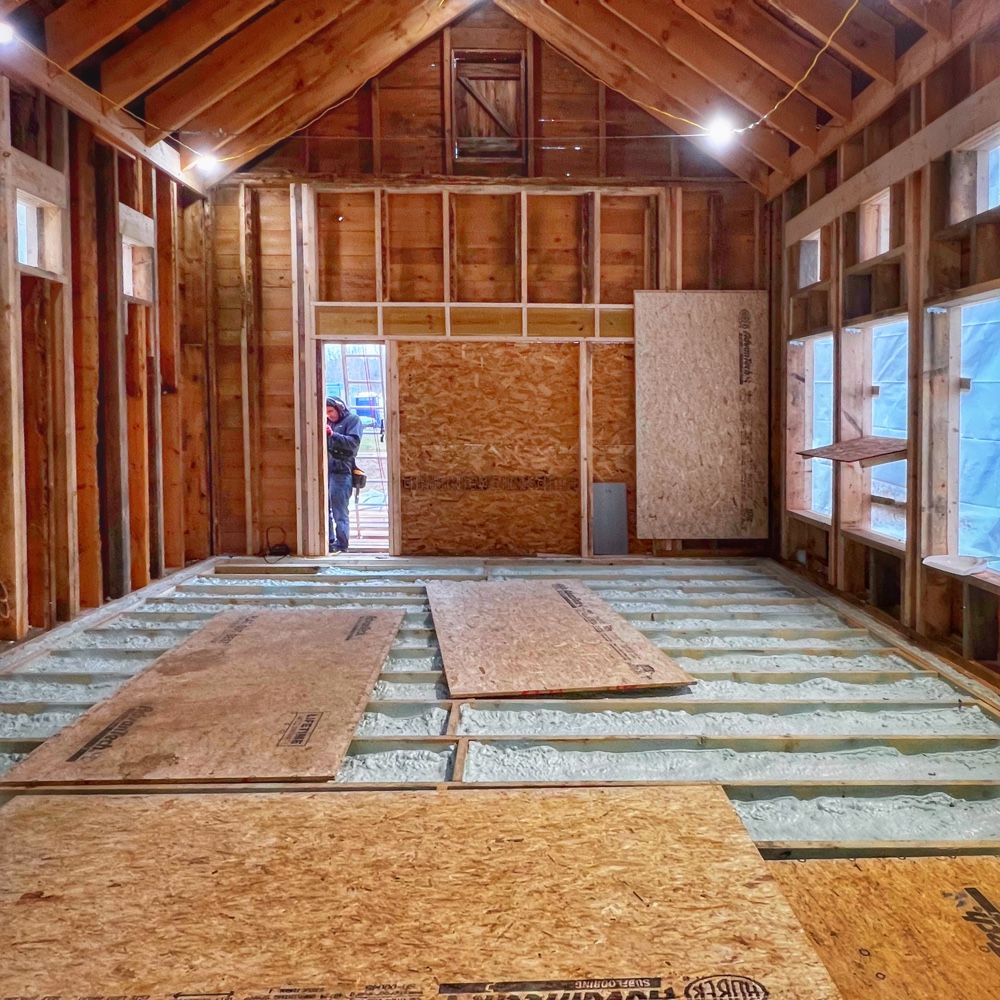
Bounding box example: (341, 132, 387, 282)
(427, 579, 694, 697)
(0, 785, 841, 998)
(0, 609, 402, 786)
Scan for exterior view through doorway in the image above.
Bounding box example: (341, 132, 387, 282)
(323, 343, 390, 553)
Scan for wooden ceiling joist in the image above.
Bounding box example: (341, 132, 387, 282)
(100, 0, 275, 108)
(538, 0, 791, 176)
(884, 0, 951, 39)
(143, 0, 363, 146)
(209, 0, 482, 179)
(601, 0, 820, 151)
(768, 0, 1000, 199)
(182, 0, 471, 157)
(675, 0, 852, 123)
(45, 0, 163, 70)
(769, 0, 897, 84)
(493, 0, 770, 190)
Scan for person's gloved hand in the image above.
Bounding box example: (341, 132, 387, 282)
(326, 424, 333, 436)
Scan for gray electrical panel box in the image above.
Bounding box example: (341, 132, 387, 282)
(592, 482, 628, 555)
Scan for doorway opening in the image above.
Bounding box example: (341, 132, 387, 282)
(323, 342, 390, 553)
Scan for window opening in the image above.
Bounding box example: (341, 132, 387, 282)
(451, 50, 526, 165)
(809, 334, 834, 516)
(987, 146, 1000, 211)
(798, 229, 822, 288)
(959, 299, 1000, 564)
(869, 319, 908, 541)
(15, 196, 42, 269)
(860, 188, 891, 260)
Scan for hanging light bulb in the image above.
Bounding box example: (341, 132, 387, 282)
(0, 22, 16, 44)
(704, 115, 736, 149)
(192, 153, 220, 173)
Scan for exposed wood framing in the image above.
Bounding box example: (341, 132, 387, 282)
(602, 0, 820, 151)
(207, 0, 481, 179)
(44, 0, 163, 70)
(0, 47, 202, 194)
(493, 0, 774, 190)
(100, 0, 275, 108)
(675, 0, 852, 122)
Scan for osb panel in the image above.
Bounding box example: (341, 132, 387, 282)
(635, 291, 769, 539)
(800, 435, 908, 466)
(0, 786, 841, 998)
(1, 610, 402, 785)
(428, 579, 693, 696)
(398, 341, 579, 556)
(771, 856, 1000, 999)
(591, 343, 652, 554)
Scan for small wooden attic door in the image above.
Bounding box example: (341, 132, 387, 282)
(451, 50, 526, 165)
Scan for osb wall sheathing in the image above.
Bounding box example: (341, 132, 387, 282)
(0, 786, 842, 998)
(771, 856, 1000, 999)
(398, 341, 580, 556)
(591, 343, 653, 554)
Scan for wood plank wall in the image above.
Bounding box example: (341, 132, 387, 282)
(0, 76, 212, 642)
(214, 7, 765, 559)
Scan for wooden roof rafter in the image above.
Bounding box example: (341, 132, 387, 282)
(143, 0, 365, 146)
(675, 0, 853, 123)
(533, 0, 792, 178)
(206, 0, 483, 180)
(44, 0, 164, 70)
(100, 0, 276, 108)
(600, 0, 821, 152)
(492, 0, 772, 190)
(768, 0, 898, 83)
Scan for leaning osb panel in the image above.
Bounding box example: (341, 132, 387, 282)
(635, 291, 769, 540)
(398, 341, 580, 556)
(0, 786, 842, 998)
(591, 343, 653, 554)
(771, 855, 1000, 999)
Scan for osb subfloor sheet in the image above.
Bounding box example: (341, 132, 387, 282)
(771, 855, 1000, 999)
(427, 580, 693, 696)
(0, 609, 402, 785)
(0, 785, 841, 999)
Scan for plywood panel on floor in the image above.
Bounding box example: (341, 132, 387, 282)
(0, 609, 402, 785)
(635, 291, 768, 540)
(0, 786, 841, 998)
(771, 855, 1000, 1000)
(428, 580, 693, 696)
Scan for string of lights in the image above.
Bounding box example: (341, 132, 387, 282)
(0, 0, 864, 174)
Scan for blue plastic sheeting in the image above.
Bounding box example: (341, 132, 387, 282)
(810, 335, 834, 515)
(989, 147, 1000, 211)
(870, 320, 908, 541)
(960, 301, 1000, 563)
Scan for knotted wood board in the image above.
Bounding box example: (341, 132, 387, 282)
(0, 785, 841, 998)
(427, 579, 694, 696)
(0, 609, 402, 785)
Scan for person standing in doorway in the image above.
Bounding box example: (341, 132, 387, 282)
(326, 397, 363, 553)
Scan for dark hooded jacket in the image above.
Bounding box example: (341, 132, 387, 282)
(326, 399, 363, 476)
